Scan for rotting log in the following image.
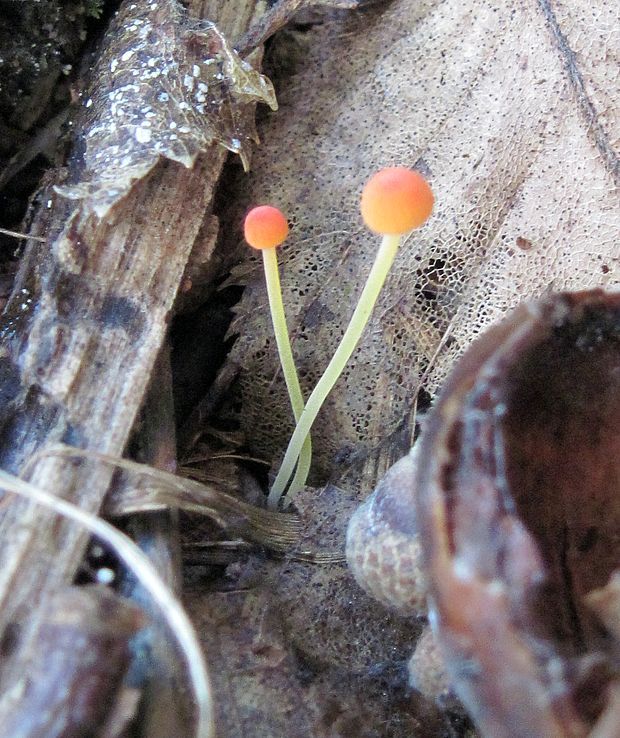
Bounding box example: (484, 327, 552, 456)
(0, 0, 264, 725)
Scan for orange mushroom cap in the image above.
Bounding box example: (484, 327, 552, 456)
(360, 168, 434, 235)
(244, 205, 289, 250)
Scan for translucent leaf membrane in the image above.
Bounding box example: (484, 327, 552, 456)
(223, 0, 619, 488)
(56, 0, 277, 217)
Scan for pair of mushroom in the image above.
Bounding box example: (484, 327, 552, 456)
(244, 168, 434, 508)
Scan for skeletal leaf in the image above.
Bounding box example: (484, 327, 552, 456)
(222, 0, 619, 488)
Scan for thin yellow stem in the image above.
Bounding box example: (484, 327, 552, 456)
(262, 247, 312, 492)
(268, 234, 401, 508)
(283, 432, 311, 505)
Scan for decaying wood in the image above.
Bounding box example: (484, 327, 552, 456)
(126, 344, 182, 594)
(0, 0, 267, 730)
(53, 0, 275, 217)
(0, 156, 219, 715)
(0, 585, 143, 738)
(119, 344, 189, 738)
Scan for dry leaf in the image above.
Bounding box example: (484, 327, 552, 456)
(55, 0, 277, 217)
(415, 290, 620, 736)
(222, 0, 619, 490)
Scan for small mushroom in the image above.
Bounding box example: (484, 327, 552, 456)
(244, 205, 312, 494)
(268, 168, 434, 507)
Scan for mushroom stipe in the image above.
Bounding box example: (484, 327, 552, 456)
(265, 168, 434, 508)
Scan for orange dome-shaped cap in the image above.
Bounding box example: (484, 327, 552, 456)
(244, 205, 289, 249)
(360, 168, 434, 235)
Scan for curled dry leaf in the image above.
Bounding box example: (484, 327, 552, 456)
(55, 0, 276, 217)
(416, 290, 620, 737)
